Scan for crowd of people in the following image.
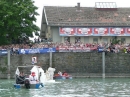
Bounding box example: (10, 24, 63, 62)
(0, 41, 130, 54)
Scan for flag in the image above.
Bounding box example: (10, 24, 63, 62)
(15, 67, 20, 75)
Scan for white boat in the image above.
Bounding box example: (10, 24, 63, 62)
(14, 65, 56, 89)
(14, 65, 44, 89)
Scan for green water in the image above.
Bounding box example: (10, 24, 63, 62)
(0, 78, 130, 97)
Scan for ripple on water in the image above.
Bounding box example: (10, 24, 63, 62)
(1, 78, 130, 97)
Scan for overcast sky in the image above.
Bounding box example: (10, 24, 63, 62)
(31, 0, 129, 39)
(34, 0, 130, 29)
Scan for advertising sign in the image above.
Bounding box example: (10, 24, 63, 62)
(19, 48, 56, 54)
(93, 28, 109, 36)
(126, 28, 130, 35)
(59, 28, 76, 36)
(0, 50, 8, 56)
(57, 47, 97, 52)
(77, 28, 92, 36)
(110, 28, 125, 36)
(32, 56, 37, 64)
(59, 27, 130, 36)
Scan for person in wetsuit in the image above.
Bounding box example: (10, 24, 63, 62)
(16, 72, 25, 84)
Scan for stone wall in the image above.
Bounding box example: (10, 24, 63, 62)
(0, 52, 130, 78)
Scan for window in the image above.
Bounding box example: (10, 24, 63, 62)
(121, 38, 125, 44)
(75, 37, 81, 43)
(93, 38, 98, 43)
(102, 38, 108, 43)
(64, 37, 70, 42)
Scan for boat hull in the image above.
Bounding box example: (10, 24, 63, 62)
(53, 76, 72, 79)
(66, 76, 73, 79)
(14, 83, 41, 89)
(53, 76, 66, 79)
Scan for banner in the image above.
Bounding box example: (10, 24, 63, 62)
(19, 48, 56, 54)
(77, 28, 92, 36)
(93, 28, 109, 36)
(57, 47, 97, 52)
(97, 47, 104, 52)
(110, 28, 125, 36)
(0, 50, 8, 56)
(126, 28, 130, 35)
(59, 27, 130, 36)
(59, 28, 76, 36)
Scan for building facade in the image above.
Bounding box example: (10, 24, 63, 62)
(41, 2, 130, 44)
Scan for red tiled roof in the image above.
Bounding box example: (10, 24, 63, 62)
(44, 6, 130, 26)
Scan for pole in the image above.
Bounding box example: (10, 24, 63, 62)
(49, 48, 52, 67)
(102, 51, 105, 78)
(7, 50, 10, 79)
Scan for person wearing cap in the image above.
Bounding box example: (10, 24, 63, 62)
(29, 72, 38, 84)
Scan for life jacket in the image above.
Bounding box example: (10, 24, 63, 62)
(29, 75, 38, 81)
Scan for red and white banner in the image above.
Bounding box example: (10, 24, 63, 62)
(59, 28, 76, 36)
(56, 47, 97, 52)
(126, 28, 130, 34)
(59, 27, 130, 36)
(94, 28, 108, 35)
(77, 28, 92, 36)
(110, 28, 125, 35)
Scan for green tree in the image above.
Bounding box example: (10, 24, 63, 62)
(111, 37, 121, 45)
(0, 0, 40, 45)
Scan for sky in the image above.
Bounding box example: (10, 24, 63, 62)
(31, 0, 130, 40)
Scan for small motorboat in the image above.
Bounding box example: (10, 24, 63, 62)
(14, 65, 44, 89)
(14, 78, 41, 89)
(53, 72, 72, 80)
(53, 74, 66, 79)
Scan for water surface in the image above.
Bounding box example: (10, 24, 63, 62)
(0, 78, 130, 97)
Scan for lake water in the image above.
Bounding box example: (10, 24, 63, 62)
(1, 78, 130, 97)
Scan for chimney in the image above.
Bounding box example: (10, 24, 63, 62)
(77, 3, 80, 10)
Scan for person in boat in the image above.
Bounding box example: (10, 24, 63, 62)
(58, 71, 62, 76)
(29, 72, 39, 84)
(16, 71, 25, 84)
(48, 67, 55, 80)
(45, 70, 50, 80)
(62, 71, 69, 77)
(39, 72, 44, 87)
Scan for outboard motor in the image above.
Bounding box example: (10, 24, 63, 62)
(24, 78, 30, 89)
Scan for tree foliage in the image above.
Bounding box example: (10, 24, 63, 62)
(111, 37, 121, 45)
(0, 0, 40, 45)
